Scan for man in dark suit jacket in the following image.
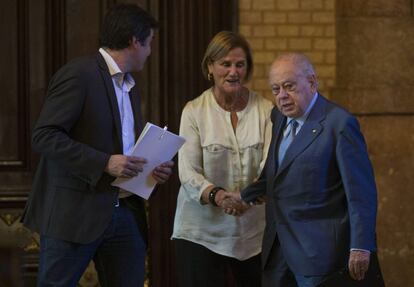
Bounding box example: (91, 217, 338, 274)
(22, 4, 173, 287)
(230, 53, 379, 287)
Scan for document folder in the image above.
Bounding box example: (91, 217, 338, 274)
(112, 122, 185, 199)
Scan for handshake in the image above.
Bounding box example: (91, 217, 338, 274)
(207, 188, 265, 216)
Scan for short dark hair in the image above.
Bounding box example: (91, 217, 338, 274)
(99, 4, 158, 50)
(201, 31, 253, 82)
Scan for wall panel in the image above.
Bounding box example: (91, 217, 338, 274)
(0, 0, 29, 169)
(334, 0, 414, 285)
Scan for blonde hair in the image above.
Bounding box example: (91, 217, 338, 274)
(201, 31, 253, 81)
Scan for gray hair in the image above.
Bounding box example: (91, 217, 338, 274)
(272, 53, 316, 77)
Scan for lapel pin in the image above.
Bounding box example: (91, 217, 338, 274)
(312, 129, 317, 133)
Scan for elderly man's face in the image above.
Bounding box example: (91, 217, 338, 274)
(269, 60, 317, 118)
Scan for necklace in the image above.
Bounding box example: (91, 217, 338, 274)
(213, 88, 249, 112)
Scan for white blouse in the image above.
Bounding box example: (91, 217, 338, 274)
(172, 88, 273, 260)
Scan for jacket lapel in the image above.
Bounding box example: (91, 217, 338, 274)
(275, 95, 326, 178)
(96, 53, 123, 151)
(129, 86, 144, 140)
(270, 110, 286, 175)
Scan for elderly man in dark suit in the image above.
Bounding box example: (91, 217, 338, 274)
(225, 53, 381, 287)
(22, 4, 173, 287)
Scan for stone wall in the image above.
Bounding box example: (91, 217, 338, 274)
(239, 0, 336, 100)
(335, 1, 414, 286)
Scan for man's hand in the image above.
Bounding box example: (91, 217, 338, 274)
(348, 250, 370, 281)
(152, 160, 174, 184)
(105, 155, 147, 178)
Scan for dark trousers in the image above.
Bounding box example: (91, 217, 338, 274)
(37, 203, 146, 287)
(262, 238, 297, 287)
(174, 239, 261, 287)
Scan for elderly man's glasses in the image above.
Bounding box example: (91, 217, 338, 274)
(271, 81, 297, 96)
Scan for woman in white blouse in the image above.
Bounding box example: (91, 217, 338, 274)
(172, 31, 273, 287)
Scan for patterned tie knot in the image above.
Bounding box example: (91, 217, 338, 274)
(289, 119, 298, 138)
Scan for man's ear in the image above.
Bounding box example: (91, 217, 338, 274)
(130, 36, 141, 48)
(308, 74, 318, 92)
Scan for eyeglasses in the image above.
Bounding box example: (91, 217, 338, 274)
(271, 81, 298, 96)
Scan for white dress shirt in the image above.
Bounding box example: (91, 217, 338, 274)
(99, 48, 136, 155)
(99, 48, 136, 198)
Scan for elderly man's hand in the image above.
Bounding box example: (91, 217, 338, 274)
(348, 250, 370, 281)
(216, 191, 250, 216)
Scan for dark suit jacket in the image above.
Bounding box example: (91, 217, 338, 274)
(242, 95, 378, 278)
(22, 53, 147, 244)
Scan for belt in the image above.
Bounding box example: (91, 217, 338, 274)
(115, 190, 133, 207)
(115, 197, 127, 207)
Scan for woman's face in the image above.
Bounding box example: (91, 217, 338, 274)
(208, 47, 248, 96)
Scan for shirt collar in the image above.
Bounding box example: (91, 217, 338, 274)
(99, 48, 135, 91)
(286, 92, 318, 127)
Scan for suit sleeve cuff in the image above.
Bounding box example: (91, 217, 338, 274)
(350, 248, 371, 253)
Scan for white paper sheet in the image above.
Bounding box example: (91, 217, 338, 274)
(111, 122, 185, 199)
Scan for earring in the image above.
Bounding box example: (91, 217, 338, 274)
(208, 73, 213, 81)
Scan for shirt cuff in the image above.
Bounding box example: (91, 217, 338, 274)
(350, 248, 371, 253)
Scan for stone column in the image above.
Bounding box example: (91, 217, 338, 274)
(333, 1, 414, 285)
